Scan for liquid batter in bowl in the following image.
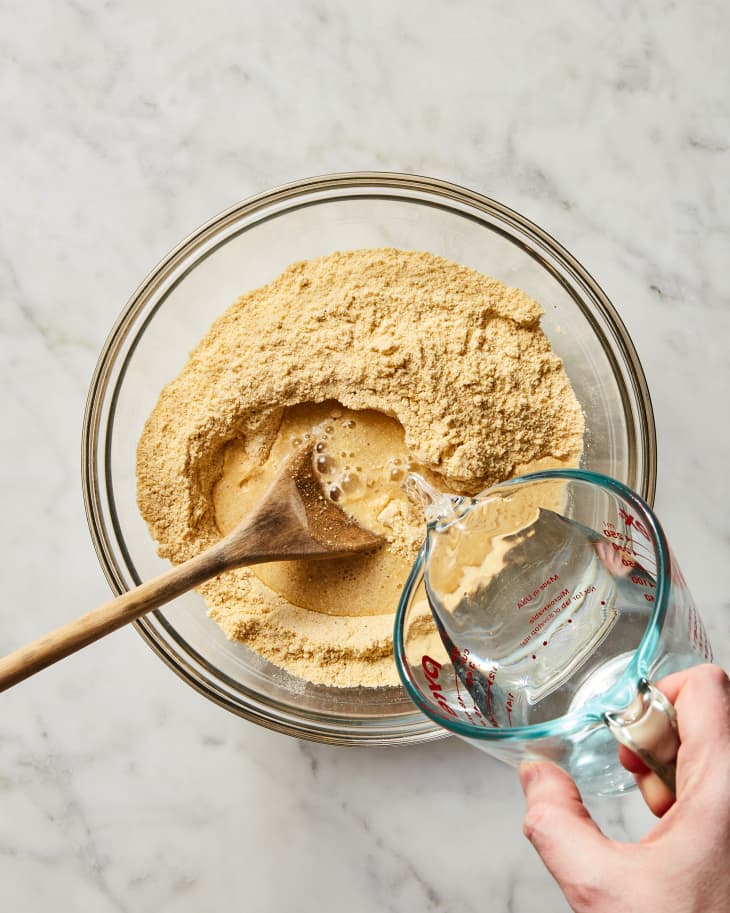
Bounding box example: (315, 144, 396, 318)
(213, 401, 426, 618)
(136, 248, 584, 687)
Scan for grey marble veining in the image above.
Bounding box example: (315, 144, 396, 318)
(1, 1, 728, 911)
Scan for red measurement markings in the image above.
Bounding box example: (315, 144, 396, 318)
(629, 548, 656, 568)
(529, 587, 571, 625)
(449, 645, 465, 702)
(617, 508, 650, 540)
(516, 573, 561, 610)
(606, 540, 637, 556)
(505, 691, 515, 726)
(600, 537, 657, 577)
(519, 589, 571, 647)
(631, 575, 654, 587)
(572, 584, 596, 602)
(468, 660, 500, 728)
(421, 655, 457, 718)
(687, 605, 713, 661)
(603, 518, 656, 576)
(628, 572, 656, 602)
(671, 560, 689, 588)
(602, 526, 631, 542)
(446, 646, 490, 727)
(482, 664, 505, 728)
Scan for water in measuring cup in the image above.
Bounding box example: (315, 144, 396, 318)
(424, 505, 657, 729)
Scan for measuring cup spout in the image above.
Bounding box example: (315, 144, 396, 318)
(403, 472, 467, 526)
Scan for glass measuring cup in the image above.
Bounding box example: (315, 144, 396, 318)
(394, 469, 713, 796)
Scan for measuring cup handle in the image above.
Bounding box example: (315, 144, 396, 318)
(604, 678, 679, 794)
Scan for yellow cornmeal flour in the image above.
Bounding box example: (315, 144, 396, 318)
(136, 248, 584, 687)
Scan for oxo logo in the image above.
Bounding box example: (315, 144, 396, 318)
(421, 655, 457, 718)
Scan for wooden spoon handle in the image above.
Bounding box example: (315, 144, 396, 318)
(0, 543, 226, 693)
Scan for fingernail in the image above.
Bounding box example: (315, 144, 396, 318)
(519, 762, 540, 794)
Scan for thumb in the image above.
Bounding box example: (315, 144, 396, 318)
(520, 763, 617, 887)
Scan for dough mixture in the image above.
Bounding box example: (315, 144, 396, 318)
(136, 248, 584, 687)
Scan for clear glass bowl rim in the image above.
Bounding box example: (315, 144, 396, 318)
(81, 171, 657, 744)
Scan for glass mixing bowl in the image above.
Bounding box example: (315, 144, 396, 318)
(82, 172, 656, 745)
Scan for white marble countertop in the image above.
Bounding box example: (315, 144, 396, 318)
(1, 2, 728, 910)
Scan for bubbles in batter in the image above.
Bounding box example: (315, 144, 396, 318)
(316, 453, 337, 474)
(341, 471, 363, 496)
(212, 400, 429, 618)
(389, 457, 405, 482)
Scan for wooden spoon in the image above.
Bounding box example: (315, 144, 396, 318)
(0, 443, 382, 692)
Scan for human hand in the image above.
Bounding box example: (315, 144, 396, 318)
(519, 664, 730, 913)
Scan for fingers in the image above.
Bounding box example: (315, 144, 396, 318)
(656, 664, 730, 794)
(618, 743, 648, 774)
(618, 745, 675, 817)
(656, 664, 730, 757)
(619, 665, 730, 814)
(520, 762, 616, 886)
(632, 769, 676, 818)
